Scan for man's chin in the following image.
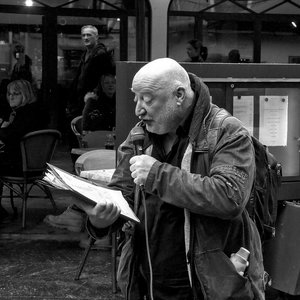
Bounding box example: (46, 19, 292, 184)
(145, 124, 167, 135)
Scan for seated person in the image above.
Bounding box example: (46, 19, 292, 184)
(228, 49, 241, 63)
(0, 79, 49, 222)
(185, 39, 208, 62)
(82, 73, 116, 134)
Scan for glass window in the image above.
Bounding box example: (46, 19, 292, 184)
(168, 16, 195, 61)
(261, 21, 300, 63)
(168, 17, 254, 63)
(0, 12, 42, 88)
(57, 16, 120, 87)
(233, 85, 300, 177)
(169, 0, 300, 14)
(169, 0, 250, 13)
(258, 1, 300, 14)
(204, 20, 253, 63)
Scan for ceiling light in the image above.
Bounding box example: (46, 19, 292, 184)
(25, 0, 33, 6)
(292, 21, 297, 28)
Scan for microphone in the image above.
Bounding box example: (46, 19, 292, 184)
(131, 126, 145, 155)
(131, 126, 146, 192)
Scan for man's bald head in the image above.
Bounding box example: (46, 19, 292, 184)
(132, 58, 192, 94)
(131, 58, 194, 135)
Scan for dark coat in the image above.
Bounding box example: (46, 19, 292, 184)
(10, 55, 33, 83)
(82, 91, 116, 131)
(0, 102, 49, 175)
(68, 43, 115, 117)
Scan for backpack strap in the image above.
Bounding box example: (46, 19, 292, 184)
(206, 108, 231, 162)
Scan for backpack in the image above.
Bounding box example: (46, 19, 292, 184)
(207, 108, 282, 242)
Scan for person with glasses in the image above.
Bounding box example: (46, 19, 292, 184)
(0, 79, 49, 223)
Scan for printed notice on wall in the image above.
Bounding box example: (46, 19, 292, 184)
(259, 96, 288, 146)
(233, 96, 254, 136)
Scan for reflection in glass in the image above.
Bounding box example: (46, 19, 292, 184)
(169, 0, 300, 14)
(261, 21, 300, 63)
(0, 13, 42, 87)
(168, 17, 253, 63)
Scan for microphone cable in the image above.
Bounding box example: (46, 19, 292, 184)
(141, 186, 154, 300)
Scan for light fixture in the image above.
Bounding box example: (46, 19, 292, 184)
(292, 21, 297, 28)
(25, 0, 33, 6)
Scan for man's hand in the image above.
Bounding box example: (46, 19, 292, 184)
(78, 201, 121, 229)
(129, 154, 157, 186)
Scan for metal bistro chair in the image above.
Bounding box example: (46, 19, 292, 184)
(0, 129, 61, 228)
(70, 115, 85, 148)
(73, 149, 119, 294)
(70, 115, 115, 157)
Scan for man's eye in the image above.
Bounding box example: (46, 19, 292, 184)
(143, 95, 152, 103)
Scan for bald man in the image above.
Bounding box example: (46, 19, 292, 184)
(83, 58, 265, 300)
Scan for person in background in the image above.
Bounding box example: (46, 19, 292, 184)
(66, 25, 115, 122)
(0, 79, 12, 126)
(43, 25, 115, 237)
(185, 39, 208, 62)
(78, 58, 264, 299)
(228, 49, 241, 63)
(10, 43, 33, 84)
(0, 79, 49, 223)
(44, 74, 117, 249)
(66, 25, 115, 166)
(82, 73, 116, 134)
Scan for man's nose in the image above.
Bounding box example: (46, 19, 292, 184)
(135, 102, 146, 118)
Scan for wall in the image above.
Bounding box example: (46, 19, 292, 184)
(148, 0, 170, 59)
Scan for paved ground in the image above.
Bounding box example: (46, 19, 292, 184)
(0, 143, 124, 299)
(0, 142, 299, 300)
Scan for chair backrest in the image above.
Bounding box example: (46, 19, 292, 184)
(71, 116, 83, 136)
(71, 116, 85, 147)
(20, 129, 61, 175)
(74, 149, 116, 175)
(82, 130, 114, 148)
(71, 116, 115, 149)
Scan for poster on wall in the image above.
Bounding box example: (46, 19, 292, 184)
(259, 96, 288, 146)
(233, 95, 254, 136)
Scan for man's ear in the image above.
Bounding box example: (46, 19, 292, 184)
(176, 87, 185, 106)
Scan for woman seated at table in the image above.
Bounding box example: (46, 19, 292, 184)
(0, 79, 49, 221)
(81, 73, 116, 134)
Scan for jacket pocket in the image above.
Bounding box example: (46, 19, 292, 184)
(194, 249, 254, 300)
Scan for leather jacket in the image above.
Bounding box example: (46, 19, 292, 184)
(91, 73, 265, 299)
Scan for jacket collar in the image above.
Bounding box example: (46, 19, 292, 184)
(187, 73, 212, 145)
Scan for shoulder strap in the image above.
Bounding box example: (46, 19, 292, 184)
(209, 108, 230, 131)
(198, 108, 230, 177)
(207, 108, 230, 160)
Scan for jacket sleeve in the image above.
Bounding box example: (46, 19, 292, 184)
(82, 98, 97, 131)
(144, 119, 255, 220)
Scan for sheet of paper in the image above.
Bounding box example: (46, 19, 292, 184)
(233, 95, 254, 136)
(46, 164, 139, 223)
(259, 96, 288, 146)
(80, 169, 115, 184)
